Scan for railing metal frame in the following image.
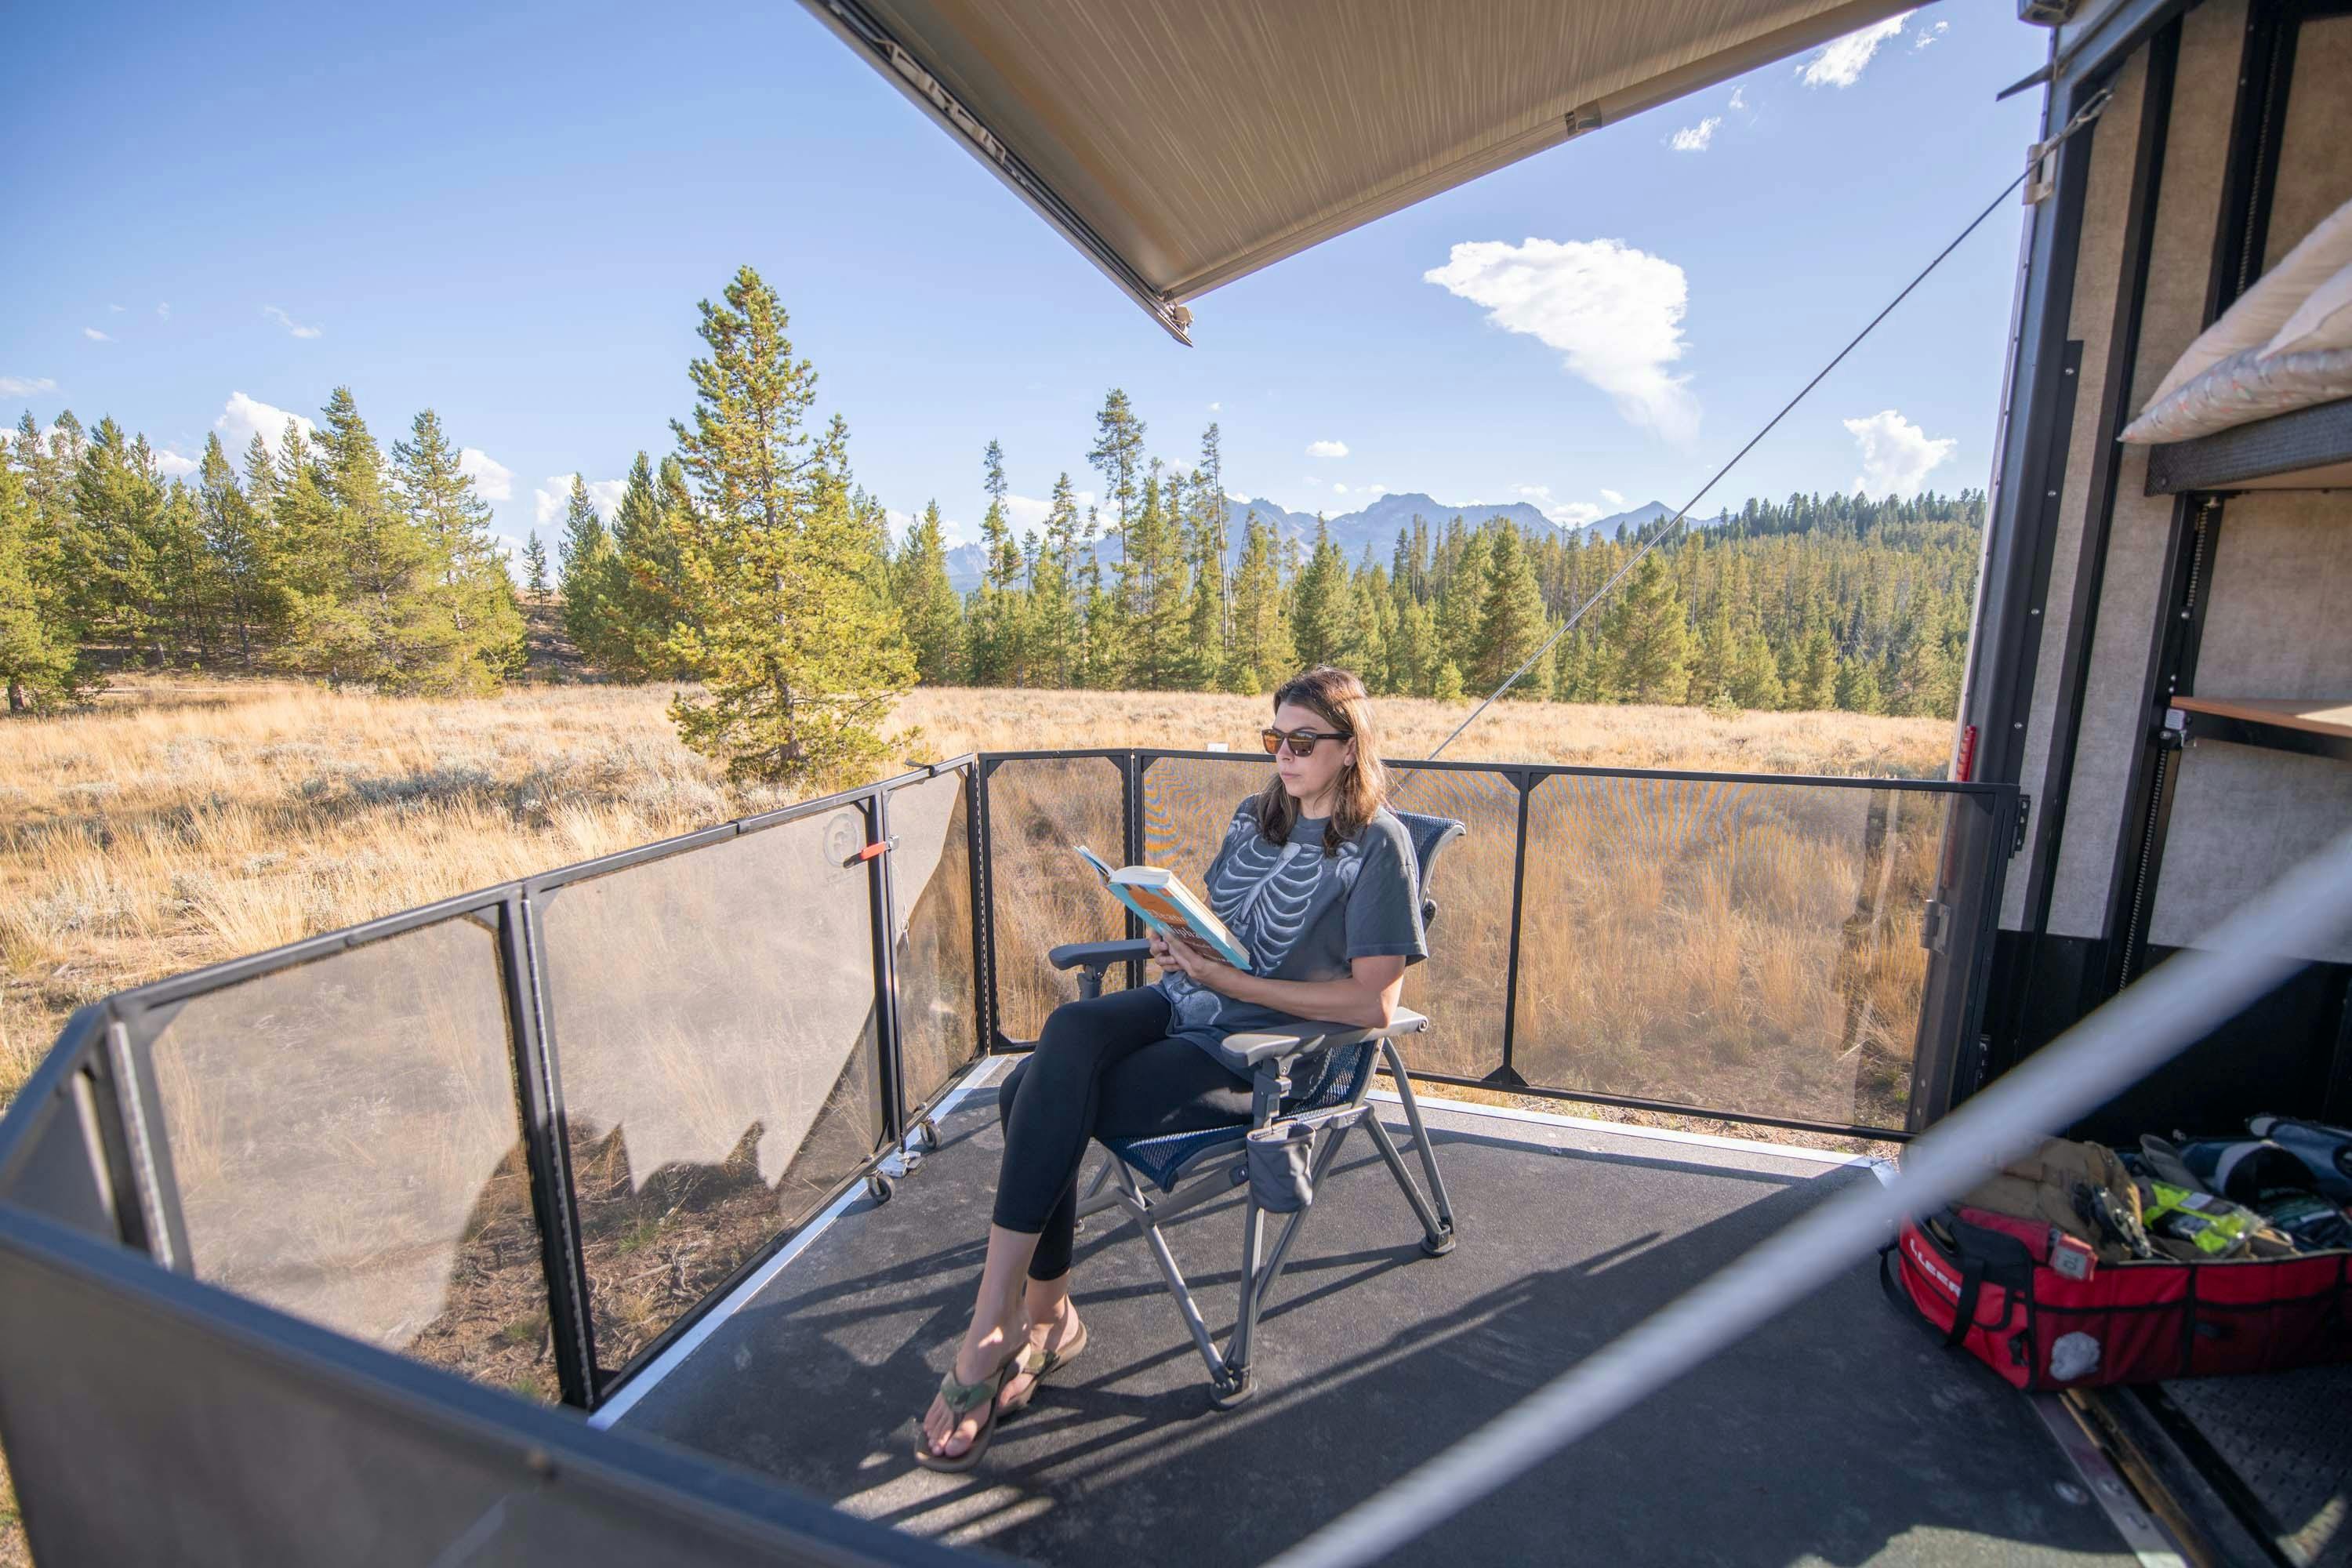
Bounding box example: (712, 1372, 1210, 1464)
(3, 744, 2014, 1432)
(991, 746, 2014, 1134)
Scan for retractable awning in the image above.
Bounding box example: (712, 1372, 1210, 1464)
(799, 0, 1924, 340)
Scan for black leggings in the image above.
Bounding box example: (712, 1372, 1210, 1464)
(993, 985, 1254, 1280)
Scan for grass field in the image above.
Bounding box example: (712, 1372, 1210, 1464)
(0, 677, 1951, 1563)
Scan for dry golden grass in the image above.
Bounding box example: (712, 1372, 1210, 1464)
(0, 678, 1948, 1111)
(0, 677, 1945, 1565)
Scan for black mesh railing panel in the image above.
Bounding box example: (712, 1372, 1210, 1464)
(1141, 752, 1264, 871)
(138, 915, 554, 1398)
(887, 768, 979, 1117)
(1510, 774, 1940, 1132)
(1384, 765, 1520, 1081)
(536, 809, 881, 1388)
(0, 1210, 960, 1568)
(986, 756, 1127, 1039)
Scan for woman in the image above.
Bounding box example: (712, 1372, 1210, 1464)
(916, 664, 1427, 1469)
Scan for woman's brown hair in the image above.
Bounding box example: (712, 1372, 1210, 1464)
(1253, 665, 1389, 855)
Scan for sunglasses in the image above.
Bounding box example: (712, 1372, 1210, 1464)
(1261, 726, 1352, 757)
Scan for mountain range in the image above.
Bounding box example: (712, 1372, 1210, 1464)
(938, 492, 1692, 593)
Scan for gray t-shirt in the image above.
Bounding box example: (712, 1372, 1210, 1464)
(1157, 797, 1428, 1075)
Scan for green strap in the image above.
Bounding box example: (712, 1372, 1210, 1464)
(935, 1358, 1011, 1415)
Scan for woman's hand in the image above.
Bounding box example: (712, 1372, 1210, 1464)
(1155, 929, 1246, 996)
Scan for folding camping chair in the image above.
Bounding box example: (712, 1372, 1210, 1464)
(1044, 809, 1465, 1408)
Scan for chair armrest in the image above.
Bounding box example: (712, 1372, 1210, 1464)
(1047, 938, 1151, 971)
(1221, 1008, 1428, 1068)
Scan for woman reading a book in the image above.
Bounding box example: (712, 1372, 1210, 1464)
(916, 664, 1427, 1469)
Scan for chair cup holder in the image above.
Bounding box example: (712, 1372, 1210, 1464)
(1246, 1121, 1317, 1214)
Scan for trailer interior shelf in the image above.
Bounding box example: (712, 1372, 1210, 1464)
(2146, 396, 2352, 495)
(2170, 695, 2352, 764)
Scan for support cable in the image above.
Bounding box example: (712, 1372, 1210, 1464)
(1269, 828, 2352, 1568)
(1425, 88, 2111, 764)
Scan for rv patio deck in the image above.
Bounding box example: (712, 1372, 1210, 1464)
(607, 1062, 2141, 1566)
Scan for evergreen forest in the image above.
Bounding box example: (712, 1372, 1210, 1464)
(3, 264, 1980, 780)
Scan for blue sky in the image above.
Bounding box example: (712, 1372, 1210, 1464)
(2, 3, 2046, 557)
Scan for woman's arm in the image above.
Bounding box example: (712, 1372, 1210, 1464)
(1149, 929, 1406, 1032)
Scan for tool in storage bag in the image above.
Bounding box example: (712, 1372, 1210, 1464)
(1882, 1209, 2352, 1390)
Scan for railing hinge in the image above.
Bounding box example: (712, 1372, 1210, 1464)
(2011, 793, 2032, 857)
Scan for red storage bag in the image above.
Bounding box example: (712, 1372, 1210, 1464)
(1882, 1210, 2352, 1391)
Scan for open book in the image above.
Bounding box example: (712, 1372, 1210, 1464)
(1073, 845, 1254, 971)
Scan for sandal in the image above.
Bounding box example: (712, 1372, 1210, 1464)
(913, 1350, 1020, 1473)
(998, 1317, 1089, 1417)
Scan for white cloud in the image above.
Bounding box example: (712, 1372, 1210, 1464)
(1305, 438, 1349, 459)
(83, 328, 111, 342)
(157, 302, 171, 319)
(1334, 482, 1348, 495)
(1425, 237, 1700, 443)
(1729, 87, 1748, 111)
(215, 391, 318, 457)
(1667, 116, 1721, 152)
(1511, 483, 1603, 529)
(1208, 401, 1222, 412)
(1844, 408, 1956, 496)
(534, 474, 625, 526)
(1600, 487, 1626, 506)
(108, 303, 125, 314)
(1914, 19, 1948, 49)
(1798, 13, 1911, 87)
(0, 376, 58, 397)
(263, 304, 322, 339)
(1005, 488, 1096, 532)
(1225, 488, 1249, 503)
(154, 448, 199, 479)
(459, 447, 514, 501)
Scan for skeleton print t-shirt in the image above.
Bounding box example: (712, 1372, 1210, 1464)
(1156, 797, 1427, 1076)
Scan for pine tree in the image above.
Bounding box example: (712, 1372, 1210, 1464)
(1118, 463, 1189, 688)
(1086, 388, 1145, 568)
(1471, 521, 1548, 697)
(1033, 472, 1081, 686)
(555, 475, 615, 663)
(1228, 512, 1294, 692)
(895, 500, 964, 684)
(662, 265, 912, 783)
(1599, 551, 1692, 704)
(195, 433, 278, 668)
(1433, 521, 1490, 677)
(1289, 517, 1352, 670)
(599, 452, 698, 680)
(285, 387, 455, 690)
(0, 459, 93, 710)
(1390, 597, 1437, 696)
(1794, 622, 1838, 710)
(71, 419, 168, 664)
(968, 440, 1025, 685)
(1431, 659, 1465, 701)
(1835, 652, 1886, 714)
(1730, 623, 1786, 709)
(523, 532, 550, 600)
(1181, 461, 1227, 690)
(395, 408, 524, 691)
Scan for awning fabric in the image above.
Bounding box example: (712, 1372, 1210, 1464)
(800, 0, 1924, 339)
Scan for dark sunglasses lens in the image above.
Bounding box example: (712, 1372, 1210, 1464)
(1291, 735, 1318, 757)
(1260, 730, 1283, 754)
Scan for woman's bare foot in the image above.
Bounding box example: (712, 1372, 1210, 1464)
(919, 1310, 1027, 1461)
(996, 1303, 1083, 1414)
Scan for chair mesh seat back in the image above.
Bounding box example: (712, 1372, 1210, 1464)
(1388, 808, 1465, 935)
